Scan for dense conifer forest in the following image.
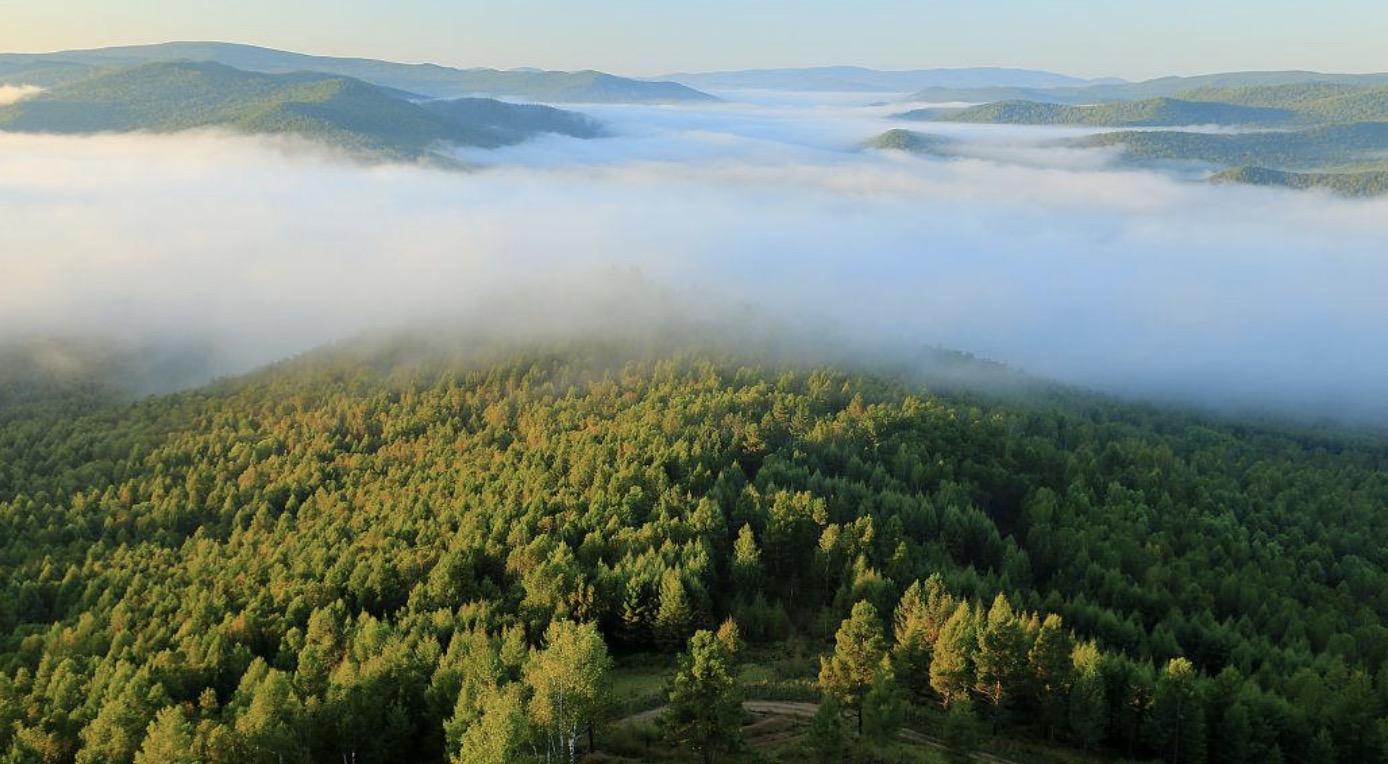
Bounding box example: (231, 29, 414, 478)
(2, 340, 1387, 762)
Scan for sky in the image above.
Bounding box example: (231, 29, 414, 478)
(1, 0, 1385, 80)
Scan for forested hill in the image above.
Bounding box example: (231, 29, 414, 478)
(0, 41, 717, 104)
(911, 97, 1296, 128)
(0, 61, 601, 159)
(2, 341, 1388, 762)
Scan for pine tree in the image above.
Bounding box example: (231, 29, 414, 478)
(663, 627, 743, 763)
(974, 593, 1027, 732)
(1068, 641, 1107, 752)
(731, 524, 763, 595)
(861, 662, 905, 743)
(1149, 657, 1205, 764)
(655, 569, 694, 651)
(942, 697, 983, 764)
(77, 666, 167, 764)
(930, 601, 976, 707)
(920, 573, 957, 645)
(232, 664, 307, 764)
(135, 707, 200, 764)
(819, 600, 888, 735)
(807, 695, 849, 763)
(1028, 613, 1074, 740)
(892, 579, 934, 703)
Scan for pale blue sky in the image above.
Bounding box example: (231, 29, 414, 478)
(2, 0, 1385, 79)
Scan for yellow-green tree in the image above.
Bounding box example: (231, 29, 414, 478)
(820, 600, 887, 734)
(663, 624, 743, 763)
(524, 620, 612, 763)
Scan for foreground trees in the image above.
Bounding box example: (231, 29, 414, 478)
(663, 621, 743, 763)
(524, 621, 613, 762)
(445, 620, 612, 764)
(820, 601, 889, 734)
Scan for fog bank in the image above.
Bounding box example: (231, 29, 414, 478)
(0, 85, 43, 105)
(2, 97, 1387, 423)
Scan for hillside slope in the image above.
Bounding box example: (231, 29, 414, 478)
(1, 339, 1386, 761)
(1212, 165, 1388, 196)
(904, 70, 1388, 106)
(0, 41, 716, 103)
(0, 61, 600, 157)
(911, 97, 1296, 127)
(1075, 121, 1388, 170)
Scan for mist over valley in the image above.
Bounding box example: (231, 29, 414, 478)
(2, 71, 1386, 423)
(5, 30, 1388, 764)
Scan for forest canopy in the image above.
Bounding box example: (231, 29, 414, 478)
(1, 339, 1387, 762)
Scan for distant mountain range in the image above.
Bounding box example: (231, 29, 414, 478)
(906, 84, 1388, 129)
(885, 77, 1388, 195)
(657, 65, 1118, 93)
(0, 42, 716, 103)
(0, 61, 601, 159)
(906, 70, 1388, 105)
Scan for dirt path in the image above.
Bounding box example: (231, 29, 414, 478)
(612, 699, 1024, 764)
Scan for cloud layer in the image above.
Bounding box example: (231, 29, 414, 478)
(0, 85, 43, 105)
(3, 96, 1387, 423)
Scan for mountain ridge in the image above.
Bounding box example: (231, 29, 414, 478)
(0, 60, 602, 159)
(0, 41, 717, 103)
(656, 64, 1117, 92)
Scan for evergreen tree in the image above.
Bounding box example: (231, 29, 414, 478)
(1028, 613, 1074, 740)
(731, 524, 763, 595)
(663, 628, 743, 763)
(819, 600, 888, 735)
(1068, 641, 1107, 752)
(77, 666, 167, 764)
(655, 570, 695, 651)
(974, 592, 1027, 732)
(891, 579, 934, 703)
(232, 663, 308, 764)
(134, 707, 200, 764)
(1149, 657, 1206, 764)
(807, 695, 849, 763)
(930, 601, 976, 707)
(942, 696, 983, 764)
(920, 573, 958, 646)
(861, 662, 905, 743)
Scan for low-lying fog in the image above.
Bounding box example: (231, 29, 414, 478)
(3, 92, 1386, 423)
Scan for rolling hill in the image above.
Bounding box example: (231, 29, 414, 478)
(904, 97, 1296, 127)
(1074, 122, 1388, 171)
(1176, 82, 1388, 124)
(864, 128, 954, 155)
(0, 61, 601, 158)
(1211, 165, 1388, 196)
(0, 41, 716, 103)
(909, 85, 1388, 129)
